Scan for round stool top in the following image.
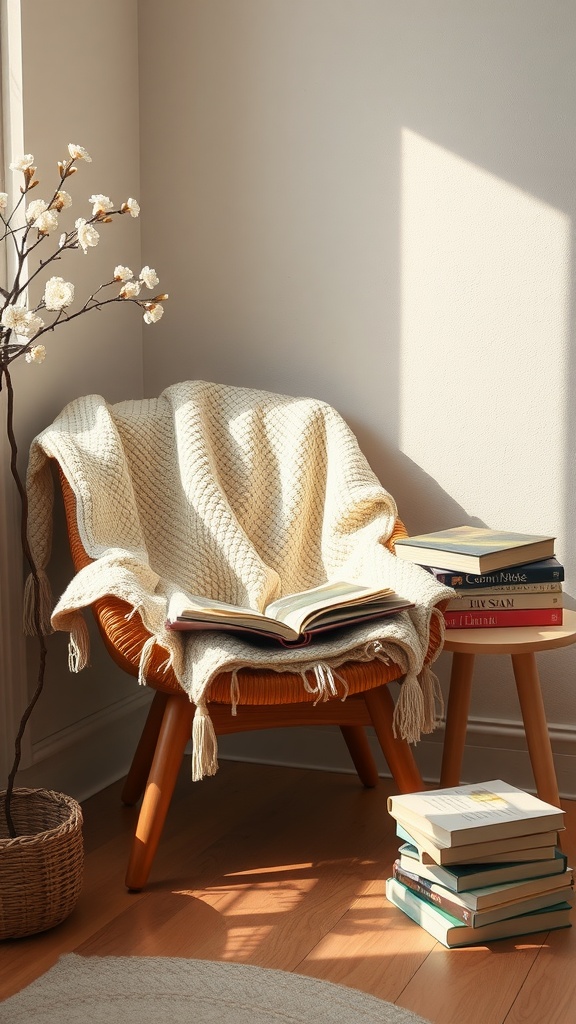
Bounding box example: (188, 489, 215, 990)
(442, 607, 576, 655)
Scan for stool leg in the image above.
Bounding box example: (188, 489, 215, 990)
(364, 686, 423, 793)
(440, 652, 475, 787)
(340, 725, 380, 788)
(511, 652, 560, 808)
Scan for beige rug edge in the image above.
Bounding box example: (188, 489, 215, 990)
(0, 954, 432, 1024)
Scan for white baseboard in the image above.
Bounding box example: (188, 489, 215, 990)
(217, 716, 576, 800)
(11, 695, 576, 805)
(13, 689, 154, 802)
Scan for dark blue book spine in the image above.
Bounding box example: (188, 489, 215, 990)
(429, 558, 564, 589)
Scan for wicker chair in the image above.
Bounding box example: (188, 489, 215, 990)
(58, 470, 442, 892)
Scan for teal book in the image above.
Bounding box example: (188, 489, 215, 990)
(391, 861, 574, 927)
(398, 843, 569, 892)
(394, 526, 555, 575)
(386, 877, 572, 948)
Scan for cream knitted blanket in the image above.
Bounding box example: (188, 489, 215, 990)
(26, 380, 453, 779)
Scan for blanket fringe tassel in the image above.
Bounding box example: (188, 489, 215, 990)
(230, 669, 240, 715)
(138, 635, 157, 686)
(67, 614, 90, 672)
(392, 665, 444, 744)
(192, 702, 219, 782)
(303, 663, 349, 705)
(421, 663, 445, 731)
(23, 569, 53, 636)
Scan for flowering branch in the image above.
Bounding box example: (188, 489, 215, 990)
(0, 144, 168, 834)
(0, 143, 167, 369)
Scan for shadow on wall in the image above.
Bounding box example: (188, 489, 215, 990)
(346, 420, 485, 539)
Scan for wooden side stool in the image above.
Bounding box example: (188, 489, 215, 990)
(440, 608, 576, 807)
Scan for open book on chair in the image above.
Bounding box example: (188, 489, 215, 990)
(166, 580, 414, 647)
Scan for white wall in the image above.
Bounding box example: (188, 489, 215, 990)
(138, 0, 576, 795)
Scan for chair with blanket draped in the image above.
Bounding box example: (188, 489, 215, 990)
(27, 381, 450, 891)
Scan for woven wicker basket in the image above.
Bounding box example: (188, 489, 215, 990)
(0, 787, 84, 940)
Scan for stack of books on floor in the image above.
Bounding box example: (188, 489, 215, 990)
(394, 525, 564, 629)
(385, 779, 573, 948)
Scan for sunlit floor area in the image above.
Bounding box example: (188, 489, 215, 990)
(1, 758, 575, 1024)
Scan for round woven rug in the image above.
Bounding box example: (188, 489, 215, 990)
(1, 955, 432, 1024)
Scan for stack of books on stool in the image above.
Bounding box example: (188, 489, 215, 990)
(394, 526, 564, 629)
(385, 780, 573, 948)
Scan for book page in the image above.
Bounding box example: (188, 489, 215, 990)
(169, 592, 268, 621)
(168, 580, 402, 640)
(265, 580, 394, 630)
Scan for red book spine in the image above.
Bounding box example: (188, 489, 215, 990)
(444, 608, 563, 629)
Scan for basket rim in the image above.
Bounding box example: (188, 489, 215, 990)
(0, 786, 83, 849)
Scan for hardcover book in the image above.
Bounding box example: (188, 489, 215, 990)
(166, 580, 413, 646)
(398, 845, 569, 891)
(387, 780, 565, 848)
(443, 608, 563, 629)
(428, 558, 564, 589)
(385, 877, 572, 948)
(394, 859, 573, 912)
(396, 822, 560, 866)
(391, 862, 574, 928)
(445, 592, 563, 612)
(394, 526, 555, 575)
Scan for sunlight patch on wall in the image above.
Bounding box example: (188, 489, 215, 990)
(399, 129, 570, 530)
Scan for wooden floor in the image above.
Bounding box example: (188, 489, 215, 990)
(1, 758, 575, 1023)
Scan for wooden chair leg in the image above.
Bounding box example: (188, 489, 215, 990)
(125, 694, 195, 891)
(340, 725, 380, 787)
(122, 691, 169, 806)
(364, 686, 423, 793)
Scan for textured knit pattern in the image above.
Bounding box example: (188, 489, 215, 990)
(26, 381, 453, 776)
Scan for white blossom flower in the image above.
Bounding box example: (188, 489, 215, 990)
(75, 217, 100, 253)
(0, 143, 167, 383)
(53, 190, 72, 210)
(1, 304, 44, 338)
(10, 154, 35, 171)
(139, 266, 159, 290)
(114, 265, 133, 282)
(25, 199, 59, 233)
(44, 276, 75, 310)
(89, 193, 113, 216)
(26, 199, 48, 224)
(143, 303, 164, 324)
(33, 209, 59, 234)
(68, 143, 92, 162)
(119, 280, 141, 299)
(25, 344, 46, 364)
(122, 198, 140, 218)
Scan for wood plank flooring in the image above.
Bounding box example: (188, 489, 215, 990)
(1, 758, 575, 1023)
